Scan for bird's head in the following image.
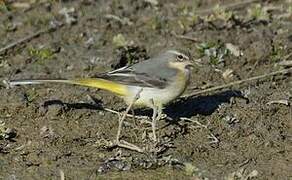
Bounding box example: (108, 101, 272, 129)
(164, 50, 194, 70)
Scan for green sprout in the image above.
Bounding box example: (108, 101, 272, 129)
(28, 47, 55, 60)
(0, 1, 10, 12)
(25, 88, 39, 103)
(112, 34, 128, 47)
(184, 162, 199, 176)
(196, 41, 229, 66)
(147, 16, 165, 30)
(176, 5, 199, 31)
(270, 43, 285, 63)
(247, 4, 270, 21)
(212, 4, 233, 21)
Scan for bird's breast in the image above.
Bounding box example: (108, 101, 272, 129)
(124, 68, 191, 108)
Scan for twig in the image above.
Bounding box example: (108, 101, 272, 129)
(103, 107, 149, 120)
(180, 117, 208, 129)
(172, 32, 199, 42)
(195, 0, 262, 15)
(267, 99, 289, 106)
(277, 60, 292, 67)
(116, 140, 144, 153)
(238, 159, 251, 168)
(59, 169, 65, 180)
(208, 133, 220, 144)
(0, 22, 64, 55)
(283, 52, 292, 61)
(183, 67, 292, 98)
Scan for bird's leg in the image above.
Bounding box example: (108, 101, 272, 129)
(156, 106, 163, 122)
(131, 108, 138, 126)
(116, 100, 133, 142)
(150, 99, 162, 142)
(151, 106, 158, 142)
(115, 88, 144, 153)
(116, 140, 144, 153)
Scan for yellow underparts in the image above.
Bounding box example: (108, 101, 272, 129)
(72, 78, 128, 96)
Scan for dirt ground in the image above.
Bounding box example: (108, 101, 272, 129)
(0, 0, 291, 179)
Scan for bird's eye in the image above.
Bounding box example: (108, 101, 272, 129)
(177, 55, 184, 61)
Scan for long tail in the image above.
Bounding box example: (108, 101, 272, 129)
(7, 78, 128, 96)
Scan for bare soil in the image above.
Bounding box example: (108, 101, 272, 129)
(0, 0, 291, 179)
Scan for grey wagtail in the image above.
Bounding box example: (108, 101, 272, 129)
(7, 50, 193, 142)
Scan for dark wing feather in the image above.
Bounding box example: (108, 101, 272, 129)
(93, 66, 168, 89)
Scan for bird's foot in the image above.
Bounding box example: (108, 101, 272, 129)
(115, 140, 144, 153)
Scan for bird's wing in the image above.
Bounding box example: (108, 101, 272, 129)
(94, 66, 168, 89)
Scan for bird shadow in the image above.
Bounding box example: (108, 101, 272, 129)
(41, 90, 248, 120)
(41, 99, 104, 112)
(133, 90, 248, 121)
(164, 90, 248, 119)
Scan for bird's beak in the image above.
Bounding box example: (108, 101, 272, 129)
(185, 61, 195, 70)
(186, 64, 194, 70)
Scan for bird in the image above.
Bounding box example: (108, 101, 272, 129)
(7, 49, 193, 150)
